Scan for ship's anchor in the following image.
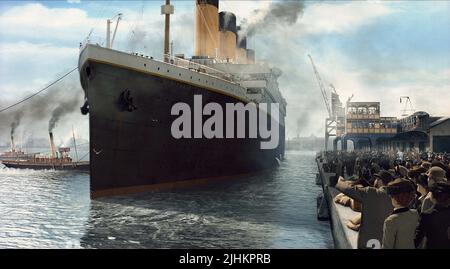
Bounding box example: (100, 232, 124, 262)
(118, 89, 137, 112)
(80, 98, 89, 115)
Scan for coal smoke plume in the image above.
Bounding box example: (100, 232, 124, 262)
(239, 1, 305, 37)
(0, 75, 84, 142)
(10, 111, 24, 136)
(48, 98, 80, 132)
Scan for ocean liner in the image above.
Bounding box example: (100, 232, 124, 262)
(78, 0, 287, 198)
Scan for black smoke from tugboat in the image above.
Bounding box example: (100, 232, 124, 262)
(48, 99, 79, 132)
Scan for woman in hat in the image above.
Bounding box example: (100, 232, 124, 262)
(382, 178, 418, 249)
(415, 181, 450, 249)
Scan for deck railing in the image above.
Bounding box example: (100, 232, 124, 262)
(163, 54, 240, 83)
(79, 39, 244, 86)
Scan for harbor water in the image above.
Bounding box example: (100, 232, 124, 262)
(0, 150, 333, 249)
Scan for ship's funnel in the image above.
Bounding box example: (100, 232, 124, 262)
(10, 134, 16, 152)
(194, 0, 219, 58)
(49, 132, 56, 159)
(219, 11, 237, 62)
(236, 26, 247, 64)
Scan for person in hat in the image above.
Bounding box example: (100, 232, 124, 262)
(336, 170, 394, 249)
(408, 164, 427, 183)
(414, 174, 429, 213)
(421, 166, 447, 213)
(431, 160, 450, 178)
(415, 181, 450, 249)
(421, 161, 431, 171)
(396, 165, 409, 179)
(427, 166, 447, 185)
(382, 179, 418, 249)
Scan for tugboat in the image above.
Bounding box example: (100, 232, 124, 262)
(2, 132, 89, 171)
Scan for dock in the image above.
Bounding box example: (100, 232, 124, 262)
(316, 152, 358, 249)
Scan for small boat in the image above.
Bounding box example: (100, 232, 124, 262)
(0, 150, 37, 162)
(2, 132, 89, 171)
(2, 158, 89, 171)
(0, 134, 37, 161)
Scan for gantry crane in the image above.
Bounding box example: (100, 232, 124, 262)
(308, 54, 332, 118)
(400, 96, 415, 117)
(308, 54, 337, 151)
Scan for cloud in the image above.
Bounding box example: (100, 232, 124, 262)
(0, 3, 101, 45)
(300, 1, 395, 35)
(0, 41, 78, 65)
(310, 46, 450, 118)
(361, 69, 450, 117)
(0, 2, 190, 142)
(0, 72, 87, 144)
(219, 1, 271, 23)
(0, 41, 79, 100)
(0, 3, 190, 96)
(67, 0, 81, 3)
(0, 1, 448, 142)
(247, 0, 448, 138)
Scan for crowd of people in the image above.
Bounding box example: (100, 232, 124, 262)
(321, 150, 450, 249)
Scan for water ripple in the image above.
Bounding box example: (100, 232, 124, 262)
(0, 150, 333, 248)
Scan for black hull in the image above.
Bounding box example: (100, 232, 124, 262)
(82, 60, 286, 197)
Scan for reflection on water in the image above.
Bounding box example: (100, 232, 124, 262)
(0, 150, 333, 248)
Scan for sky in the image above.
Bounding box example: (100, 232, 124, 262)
(0, 0, 449, 145)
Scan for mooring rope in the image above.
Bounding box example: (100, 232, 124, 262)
(0, 66, 78, 113)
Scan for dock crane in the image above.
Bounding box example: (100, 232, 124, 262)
(308, 54, 332, 118)
(308, 54, 336, 151)
(400, 96, 415, 117)
(106, 13, 123, 49)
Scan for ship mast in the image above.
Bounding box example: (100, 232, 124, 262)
(106, 13, 122, 49)
(161, 0, 174, 62)
(72, 125, 79, 163)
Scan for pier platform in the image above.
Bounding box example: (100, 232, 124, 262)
(316, 154, 358, 249)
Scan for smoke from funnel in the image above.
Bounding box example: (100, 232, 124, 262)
(239, 1, 305, 38)
(10, 111, 24, 136)
(48, 99, 80, 132)
(127, 26, 148, 53)
(0, 74, 84, 139)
